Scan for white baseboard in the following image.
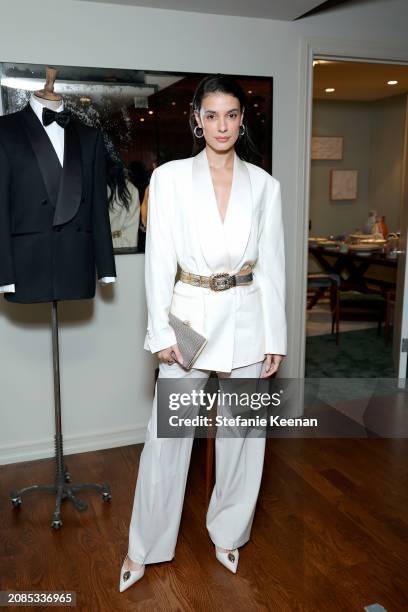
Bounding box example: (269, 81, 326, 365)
(0, 424, 147, 466)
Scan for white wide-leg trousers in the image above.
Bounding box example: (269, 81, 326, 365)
(127, 359, 266, 565)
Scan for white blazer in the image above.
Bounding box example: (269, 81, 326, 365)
(143, 147, 287, 373)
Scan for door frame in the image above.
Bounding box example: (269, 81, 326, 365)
(296, 37, 408, 379)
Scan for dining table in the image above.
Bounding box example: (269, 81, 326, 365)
(308, 243, 397, 295)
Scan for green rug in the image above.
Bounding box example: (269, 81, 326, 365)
(305, 327, 397, 378)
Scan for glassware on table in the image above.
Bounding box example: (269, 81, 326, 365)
(380, 216, 388, 239)
(386, 234, 398, 258)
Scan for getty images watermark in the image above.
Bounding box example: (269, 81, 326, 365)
(156, 377, 408, 439)
(166, 387, 317, 429)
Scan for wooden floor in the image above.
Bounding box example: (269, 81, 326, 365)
(0, 438, 407, 611)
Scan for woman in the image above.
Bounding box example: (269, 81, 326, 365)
(119, 74, 287, 592)
(106, 151, 140, 251)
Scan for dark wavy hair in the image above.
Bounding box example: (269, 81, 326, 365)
(106, 150, 131, 211)
(189, 73, 261, 163)
(128, 160, 149, 202)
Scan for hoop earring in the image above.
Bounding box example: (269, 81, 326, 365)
(239, 124, 246, 137)
(194, 125, 204, 138)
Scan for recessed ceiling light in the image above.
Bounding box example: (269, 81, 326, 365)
(313, 59, 331, 67)
(248, 90, 252, 94)
(325, 88, 335, 93)
(148, 110, 154, 114)
(140, 118, 145, 122)
(387, 80, 398, 85)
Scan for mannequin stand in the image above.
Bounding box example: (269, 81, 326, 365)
(10, 301, 112, 529)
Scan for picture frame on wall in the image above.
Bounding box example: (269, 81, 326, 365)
(0, 62, 274, 255)
(312, 136, 343, 160)
(330, 169, 358, 200)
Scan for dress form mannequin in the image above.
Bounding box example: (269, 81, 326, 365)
(0, 65, 116, 300)
(9, 67, 113, 528)
(33, 66, 62, 109)
(33, 95, 61, 111)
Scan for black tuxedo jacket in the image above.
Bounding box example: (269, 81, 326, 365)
(0, 104, 116, 303)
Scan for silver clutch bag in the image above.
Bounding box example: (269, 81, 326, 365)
(168, 312, 208, 369)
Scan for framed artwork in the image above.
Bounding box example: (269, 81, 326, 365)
(0, 62, 274, 254)
(312, 136, 343, 160)
(330, 169, 358, 200)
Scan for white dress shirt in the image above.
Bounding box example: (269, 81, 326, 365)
(0, 94, 116, 293)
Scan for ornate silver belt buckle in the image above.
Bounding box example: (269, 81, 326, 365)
(209, 272, 234, 291)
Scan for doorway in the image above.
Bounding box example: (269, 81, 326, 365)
(304, 57, 408, 380)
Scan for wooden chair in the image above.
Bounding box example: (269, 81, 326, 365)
(307, 272, 341, 311)
(307, 272, 341, 340)
(331, 290, 386, 345)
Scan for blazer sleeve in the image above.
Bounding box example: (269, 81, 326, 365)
(0, 140, 15, 288)
(92, 130, 117, 279)
(255, 176, 287, 356)
(144, 167, 177, 353)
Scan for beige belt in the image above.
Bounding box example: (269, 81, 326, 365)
(180, 262, 256, 292)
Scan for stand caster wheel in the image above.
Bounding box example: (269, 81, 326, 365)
(11, 496, 22, 508)
(102, 492, 112, 502)
(51, 519, 63, 530)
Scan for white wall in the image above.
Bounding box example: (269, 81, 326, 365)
(1, 0, 408, 464)
(310, 94, 406, 238)
(370, 94, 407, 231)
(310, 99, 373, 237)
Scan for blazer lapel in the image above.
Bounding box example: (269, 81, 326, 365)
(20, 105, 62, 208)
(223, 152, 252, 270)
(192, 148, 252, 272)
(53, 120, 82, 226)
(192, 148, 229, 271)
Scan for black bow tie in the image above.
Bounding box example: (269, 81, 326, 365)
(42, 107, 71, 129)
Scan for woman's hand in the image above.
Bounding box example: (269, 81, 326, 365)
(157, 344, 184, 366)
(260, 353, 285, 378)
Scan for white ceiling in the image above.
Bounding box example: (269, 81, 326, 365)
(73, 0, 327, 21)
(314, 60, 408, 101)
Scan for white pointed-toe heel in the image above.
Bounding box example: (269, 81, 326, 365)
(215, 546, 239, 573)
(119, 555, 145, 592)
